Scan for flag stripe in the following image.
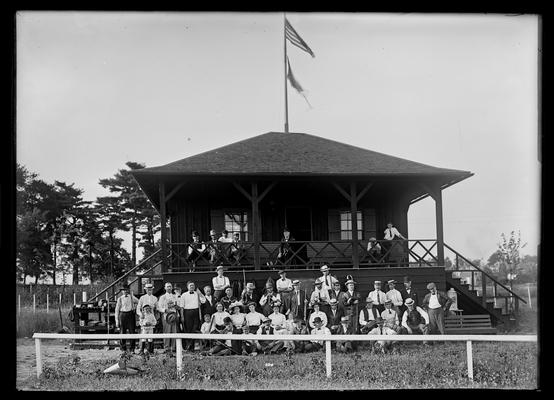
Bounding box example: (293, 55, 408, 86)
(285, 19, 315, 57)
(287, 57, 304, 93)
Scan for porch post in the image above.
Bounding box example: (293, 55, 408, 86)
(159, 182, 168, 273)
(434, 186, 445, 266)
(251, 182, 260, 270)
(350, 182, 360, 269)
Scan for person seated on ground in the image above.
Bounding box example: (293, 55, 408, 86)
(305, 317, 331, 352)
(368, 317, 398, 354)
(241, 282, 259, 312)
(385, 279, 404, 316)
(400, 298, 430, 337)
(245, 301, 265, 333)
(241, 324, 257, 356)
(208, 317, 234, 356)
(326, 298, 345, 334)
(309, 279, 331, 315)
(186, 230, 206, 271)
(335, 316, 355, 353)
(139, 304, 157, 356)
(199, 313, 212, 351)
(210, 302, 231, 333)
(259, 282, 281, 316)
(381, 299, 401, 333)
(220, 287, 237, 313)
(359, 298, 380, 334)
(308, 301, 329, 330)
(289, 317, 310, 353)
(256, 317, 285, 355)
(230, 232, 246, 265)
(207, 229, 222, 265)
(366, 237, 382, 263)
(268, 301, 287, 334)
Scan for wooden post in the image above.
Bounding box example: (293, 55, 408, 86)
(252, 182, 260, 270)
(59, 293, 62, 307)
(73, 292, 76, 306)
(83, 291, 87, 303)
(434, 186, 445, 266)
(159, 182, 168, 273)
(176, 338, 183, 374)
(466, 340, 473, 382)
(350, 182, 359, 269)
(325, 340, 332, 378)
(33, 294, 36, 313)
(35, 338, 43, 378)
(481, 273, 487, 307)
(528, 284, 532, 309)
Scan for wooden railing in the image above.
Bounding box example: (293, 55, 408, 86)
(167, 239, 443, 271)
(444, 243, 526, 315)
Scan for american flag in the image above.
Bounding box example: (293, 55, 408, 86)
(285, 18, 315, 58)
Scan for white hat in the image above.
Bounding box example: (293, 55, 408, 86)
(144, 283, 153, 289)
(320, 264, 330, 272)
(329, 298, 338, 305)
(404, 298, 415, 306)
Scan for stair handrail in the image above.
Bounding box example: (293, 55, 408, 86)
(125, 258, 168, 292)
(444, 243, 526, 303)
(89, 249, 163, 303)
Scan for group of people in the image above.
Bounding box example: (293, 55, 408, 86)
(115, 262, 453, 357)
(185, 229, 245, 270)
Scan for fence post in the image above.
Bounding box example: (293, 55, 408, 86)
(325, 340, 332, 378)
(528, 284, 532, 309)
(73, 293, 76, 306)
(176, 338, 183, 375)
(83, 291, 87, 303)
(59, 293, 62, 306)
(35, 338, 43, 378)
(466, 340, 473, 382)
(46, 293, 49, 313)
(33, 294, 36, 313)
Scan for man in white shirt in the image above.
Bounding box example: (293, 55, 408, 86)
(359, 298, 380, 334)
(367, 280, 387, 313)
(422, 282, 452, 334)
(383, 222, 406, 266)
(115, 284, 139, 353)
(385, 279, 404, 316)
(319, 264, 338, 294)
(157, 282, 179, 353)
(179, 281, 206, 351)
(381, 299, 400, 333)
(136, 283, 158, 321)
(305, 317, 331, 352)
(276, 270, 293, 314)
(401, 298, 429, 336)
(212, 266, 230, 302)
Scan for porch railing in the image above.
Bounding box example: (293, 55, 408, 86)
(167, 239, 441, 272)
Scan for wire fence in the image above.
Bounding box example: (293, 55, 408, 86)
(32, 332, 537, 381)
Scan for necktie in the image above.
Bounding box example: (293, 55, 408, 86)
(376, 291, 380, 305)
(326, 276, 329, 286)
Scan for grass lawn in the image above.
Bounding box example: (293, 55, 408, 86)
(17, 341, 538, 391)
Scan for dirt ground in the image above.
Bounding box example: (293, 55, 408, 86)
(16, 338, 121, 388)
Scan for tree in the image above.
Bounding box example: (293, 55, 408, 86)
(497, 230, 527, 312)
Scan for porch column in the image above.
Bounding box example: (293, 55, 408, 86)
(350, 182, 360, 269)
(159, 182, 168, 273)
(251, 182, 261, 270)
(434, 187, 445, 266)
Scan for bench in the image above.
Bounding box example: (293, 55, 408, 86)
(444, 314, 497, 334)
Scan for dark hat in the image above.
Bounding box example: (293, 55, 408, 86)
(120, 284, 130, 290)
(283, 227, 290, 232)
(165, 312, 177, 324)
(247, 301, 256, 308)
(313, 316, 322, 323)
(403, 276, 411, 283)
(142, 304, 152, 310)
(320, 264, 330, 272)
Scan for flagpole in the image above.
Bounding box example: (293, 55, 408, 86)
(283, 13, 289, 133)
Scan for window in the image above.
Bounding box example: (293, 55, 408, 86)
(224, 212, 249, 241)
(340, 211, 362, 240)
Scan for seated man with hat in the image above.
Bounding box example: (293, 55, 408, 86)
(186, 230, 206, 271)
(381, 299, 401, 333)
(207, 229, 222, 265)
(259, 282, 281, 316)
(304, 316, 331, 352)
(400, 298, 430, 336)
(422, 282, 452, 334)
(308, 301, 328, 330)
(256, 317, 285, 354)
(241, 282, 260, 312)
(366, 237, 382, 263)
(220, 287, 237, 313)
(400, 276, 419, 316)
(327, 298, 345, 334)
(359, 297, 380, 334)
(367, 280, 387, 314)
(385, 279, 404, 316)
(115, 283, 139, 354)
(208, 317, 235, 356)
(335, 316, 355, 353)
(367, 316, 398, 354)
(288, 316, 310, 353)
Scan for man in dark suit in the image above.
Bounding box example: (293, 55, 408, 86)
(400, 276, 420, 316)
(326, 298, 345, 334)
(201, 285, 216, 318)
(328, 281, 345, 307)
(288, 279, 307, 320)
(340, 279, 361, 333)
(335, 316, 355, 353)
(241, 282, 260, 313)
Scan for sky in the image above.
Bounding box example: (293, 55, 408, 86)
(16, 12, 540, 264)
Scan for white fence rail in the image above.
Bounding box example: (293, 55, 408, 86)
(31, 333, 537, 381)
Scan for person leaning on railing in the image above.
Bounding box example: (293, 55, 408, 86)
(382, 222, 407, 266)
(186, 231, 206, 271)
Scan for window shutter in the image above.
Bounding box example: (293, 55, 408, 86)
(327, 209, 340, 241)
(363, 208, 377, 240)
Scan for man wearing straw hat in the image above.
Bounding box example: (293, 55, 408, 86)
(385, 279, 404, 316)
(318, 264, 338, 293)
